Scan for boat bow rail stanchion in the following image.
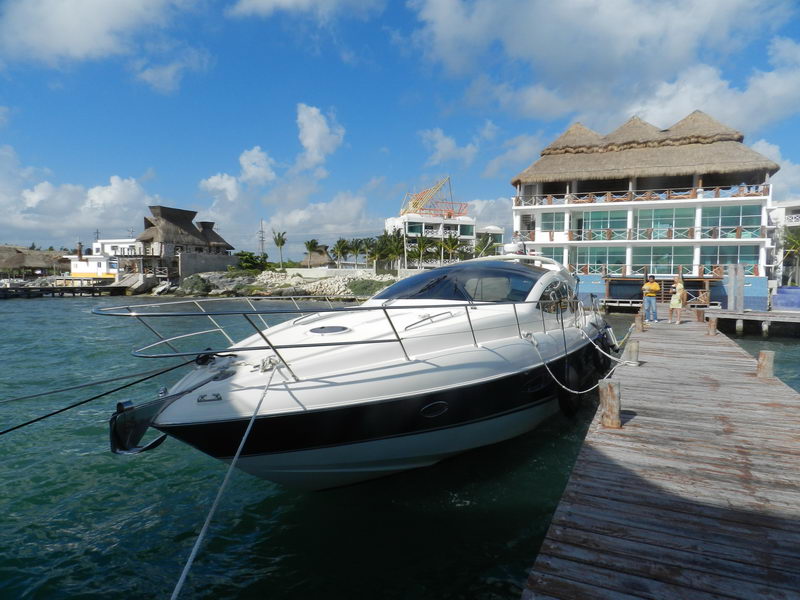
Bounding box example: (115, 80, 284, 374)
(92, 294, 603, 380)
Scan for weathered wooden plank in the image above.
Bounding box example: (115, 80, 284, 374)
(525, 318, 800, 599)
(543, 527, 800, 597)
(533, 554, 736, 600)
(539, 538, 798, 599)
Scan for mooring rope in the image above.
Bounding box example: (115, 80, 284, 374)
(1, 366, 184, 405)
(170, 359, 280, 600)
(0, 359, 196, 437)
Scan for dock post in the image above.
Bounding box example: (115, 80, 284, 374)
(757, 350, 774, 379)
(598, 380, 621, 429)
(706, 317, 718, 336)
(735, 319, 744, 335)
(761, 320, 769, 338)
(695, 309, 705, 322)
(621, 340, 639, 365)
(634, 313, 644, 332)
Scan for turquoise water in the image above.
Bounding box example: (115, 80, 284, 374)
(3, 300, 796, 599)
(0, 298, 614, 600)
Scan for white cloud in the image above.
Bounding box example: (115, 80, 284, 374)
(0, 146, 154, 244)
(483, 134, 542, 179)
(132, 47, 211, 93)
(468, 197, 513, 231)
(409, 0, 797, 132)
(227, 0, 384, 22)
(239, 146, 277, 184)
(264, 190, 384, 256)
(0, 0, 178, 64)
(752, 140, 800, 204)
(200, 173, 240, 204)
(294, 103, 345, 171)
(420, 128, 477, 166)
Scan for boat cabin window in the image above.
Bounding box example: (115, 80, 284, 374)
(538, 281, 572, 313)
(373, 261, 544, 303)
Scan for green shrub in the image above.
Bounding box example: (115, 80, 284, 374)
(347, 279, 394, 297)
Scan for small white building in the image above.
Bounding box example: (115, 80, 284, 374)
(65, 238, 136, 280)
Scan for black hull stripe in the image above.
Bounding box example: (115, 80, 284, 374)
(158, 338, 608, 459)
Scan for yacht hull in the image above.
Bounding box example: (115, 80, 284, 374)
(156, 345, 602, 490)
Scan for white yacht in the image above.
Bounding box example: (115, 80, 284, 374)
(99, 256, 615, 490)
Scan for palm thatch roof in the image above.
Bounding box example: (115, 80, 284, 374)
(513, 110, 778, 185)
(197, 222, 235, 250)
(304, 245, 335, 267)
(0, 246, 70, 271)
(137, 206, 233, 250)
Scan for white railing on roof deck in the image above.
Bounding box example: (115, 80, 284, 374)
(513, 184, 771, 207)
(517, 225, 769, 243)
(785, 214, 800, 225)
(568, 263, 761, 277)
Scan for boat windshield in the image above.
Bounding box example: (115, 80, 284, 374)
(374, 261, 545, 302)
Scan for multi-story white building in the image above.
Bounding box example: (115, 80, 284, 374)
(510, 111, 780, 309)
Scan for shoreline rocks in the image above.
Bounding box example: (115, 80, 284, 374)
(165, 270, 398, 299)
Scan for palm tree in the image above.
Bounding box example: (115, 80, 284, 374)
(272, 230, 286, 269)
(408, 233, 433, 268)
(349, 238, 363, 267)
(304, 238, 319, 268)
(332, 238, 350, 269)
(474, 233, 494, 258)
(362, 237, 378, 268)
(782, 226, 800, 285)
(440, 234, 462, 262)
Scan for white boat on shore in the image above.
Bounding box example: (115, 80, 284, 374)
(97, 255, 615, 490)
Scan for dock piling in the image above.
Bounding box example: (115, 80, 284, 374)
(756, 350, 775, 379)
(598, 379, 621, 429)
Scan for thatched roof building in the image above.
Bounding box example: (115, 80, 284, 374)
(304, 245, 335, 268)
(0, 246, 70, 274)
(512, 110, 779, 185)
(137, 206, 233, 251)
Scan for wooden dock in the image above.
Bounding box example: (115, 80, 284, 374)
(0, 285, 127, 299)
(523, 319, 800, 599)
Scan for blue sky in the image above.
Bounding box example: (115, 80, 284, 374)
(2, 0, 800, 260)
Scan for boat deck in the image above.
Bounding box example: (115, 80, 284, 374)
(523, 318, 800, 599)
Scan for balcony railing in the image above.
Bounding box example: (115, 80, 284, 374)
(518, 225, 767, 242)
(514, 184, 771, 207)
(569, 263, 759, 277)
(786, 214, 800, 225)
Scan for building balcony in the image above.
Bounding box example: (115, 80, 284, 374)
(571, 263, 761, 277)
(513, 184, 771, 208)
(519, 225, 768, 243)
(785, 214, 800, 225)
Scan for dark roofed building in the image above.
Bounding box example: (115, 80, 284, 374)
(130, 206, 236, 280)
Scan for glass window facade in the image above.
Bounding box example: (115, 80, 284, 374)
(540, 212, 565, 231)
(700, 245, 759, 273)
(406, 222, 422, 234)
(636, 208, 695, 229)
(701, 205, 761, 227)
(570, 246, 626, 274)
(459, 224, 475, 236)
(631, 246, 693, 274)
(540, 247, 564, 261)
(577, 210, 627, 230)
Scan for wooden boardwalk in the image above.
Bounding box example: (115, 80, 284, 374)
(523, 318, 800, 599)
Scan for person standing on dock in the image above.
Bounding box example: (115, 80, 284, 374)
(669, 286, 683, 324)
(642, 275, 660, 322)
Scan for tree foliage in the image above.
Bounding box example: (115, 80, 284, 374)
(234, 250, 268, 271)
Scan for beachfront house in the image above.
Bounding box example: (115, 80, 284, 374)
(130, 206, 236, 279)
(511, 111, 780, 310)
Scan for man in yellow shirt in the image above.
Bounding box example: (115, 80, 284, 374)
(642, 275, 660, 322)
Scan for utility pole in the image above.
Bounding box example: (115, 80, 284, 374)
(94, 229, 101, 241)
(257, 220, 266, 259)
